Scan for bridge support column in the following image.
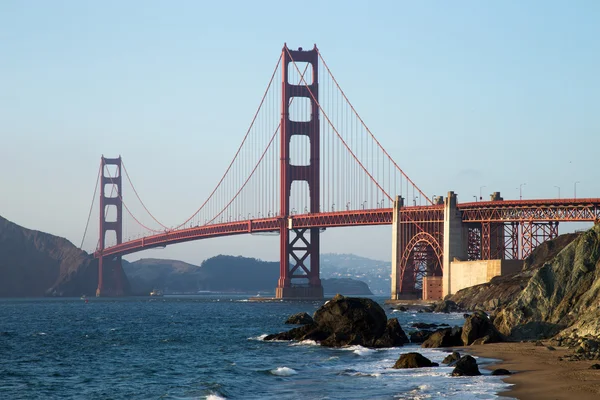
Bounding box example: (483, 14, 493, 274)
(276, 44, 323, 299)
(97, 156, 125, 297)
(391, 195, 404, 300)
(443, 191, 467, 297)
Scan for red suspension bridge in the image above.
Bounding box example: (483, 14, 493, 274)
(81, 44, 600, 298)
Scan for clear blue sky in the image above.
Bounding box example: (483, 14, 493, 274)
(1, 1, 599, 263)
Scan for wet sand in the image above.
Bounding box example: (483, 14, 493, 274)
(465, 342, 600, 399)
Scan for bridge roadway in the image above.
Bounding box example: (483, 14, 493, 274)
(96, 198, 600, 259)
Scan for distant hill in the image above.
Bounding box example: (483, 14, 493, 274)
(124, 255, 372, 295)
(0, 215, 120, 297)
(320, 253, 391, 295)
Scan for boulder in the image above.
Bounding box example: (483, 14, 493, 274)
(393, 352, 439, 369)
(451, 355, 481, 376)
(421, 327, 463, 348)
(410, 330, 433, 343)
(412, 322, 438, 329)
(434, 300, 459, 313)
(265, 295, 406, 348)
(442, 351, 461, 365)
(374, 318, 409, 348)
(285, 312, 314, 325)
(462, 311, 503, 346)
(491, 368, 511, 376)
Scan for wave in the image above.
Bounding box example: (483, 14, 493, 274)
(248, 334, 268, 341)
(206, 394, 226, 400)
(270, 367, 298, 376)
(290, 340, 318, 346)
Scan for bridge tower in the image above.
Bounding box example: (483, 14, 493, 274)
(96, 156, 125, 297)
(276, 44, 323, 299)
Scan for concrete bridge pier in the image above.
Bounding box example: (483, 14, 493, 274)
(442, 191, 468, 297)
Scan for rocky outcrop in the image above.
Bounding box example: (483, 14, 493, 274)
(285, 312, 314, 325)
(421, 327, 463, 348)
(442, 351, 461, 364)
(433, 300, 459, 313)
(265, 295, 409, 348)
(451, 355, 481, 376)
(494, 226, 600, 340)
(446, 233, 580, 312)
(462, 311, 503, 345)
(409, 330, 433, 343)
(393, 352, 438, 369)
(0, 215, 125, 297)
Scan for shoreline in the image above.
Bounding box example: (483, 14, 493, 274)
(462, 342, 600, 399)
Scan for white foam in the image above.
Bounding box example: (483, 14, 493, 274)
(248, 334, 268, 341)
(290, 339, 318, 346)
(206, 394, 226, 400)
(340, 345, 375, 356)
(270, 367, 298, 376)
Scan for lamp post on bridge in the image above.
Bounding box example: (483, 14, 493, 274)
(517, 183, 526, 200)
(346, 202, 350, 211)
(361, 200, 367, 210)
(574, 181, 580, 199)
(479, 185, 486, 201)
(413, 195, 418, 206)
(554, 186, 561, 199)
(473, 196, 477, 202)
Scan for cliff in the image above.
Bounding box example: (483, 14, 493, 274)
(494, 225, 600, 339)
(447, 233, 580, 311)
(0, 215, 100, 296)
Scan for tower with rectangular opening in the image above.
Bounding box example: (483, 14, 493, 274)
(276, 44, 323, 299)
(97, 156, 125, 297)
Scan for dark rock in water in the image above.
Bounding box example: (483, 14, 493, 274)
(451, 355, 481, 376)
(434, 300, 458, 313)
(393, 352, 439, 369)
(285, 312, 314, 325)
(264, 294, 407, 348)
(374, 318, 409, 348)
(491, 368, 511, 375)
(422, 327, 463, 348)
(442, 351, 461, 365)
(395, 306, 408, 312)
(409, 330, 433, 344)
(412, 322, 438, 329)
(462, 310, 503, 346)
(590, 364, 600, 370)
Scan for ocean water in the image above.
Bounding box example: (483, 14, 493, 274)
(0, 296, 512, 399)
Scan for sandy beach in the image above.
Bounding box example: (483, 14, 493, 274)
(465, 342, 600, 399)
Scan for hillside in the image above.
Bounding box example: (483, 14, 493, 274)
(124, 255, 372, 295)
(0, 215, 104, 296)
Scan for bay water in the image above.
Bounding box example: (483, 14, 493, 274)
(0, 296, 512, 399)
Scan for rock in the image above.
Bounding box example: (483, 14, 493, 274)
(491, 368, 511, 375)
(590, 364, 600, 369)
(412, 322, 438, 329)
(374, 318, 409, 348)
(265, 295, 405, 348)
(462, 310, 503, 346)
(285, 312, 314, 325)
(396, 306, 408, 312)
(434, 300, 459, 313)
(546, 346, 556, 351)
(451, 355, 481, 376)
(409, 330, 433, 344)
(471, 335, 494, 345)
(421, 327, 463, 348)
(442, 351, 461, 364)
(393, 352, 439, 369)
(484, 298, 501, 310)
(493, 227, 600, 340)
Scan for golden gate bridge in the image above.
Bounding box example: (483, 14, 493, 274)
(79, 44, 600, 299)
